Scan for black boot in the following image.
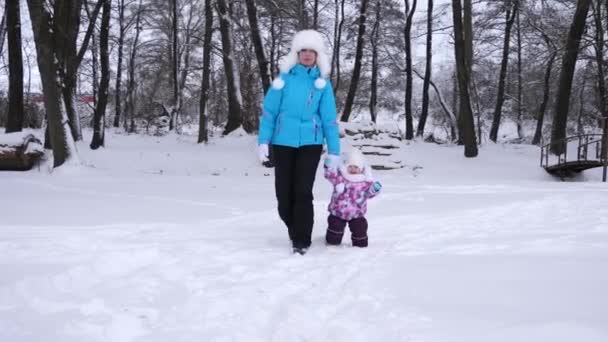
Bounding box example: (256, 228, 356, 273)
(292, 246, 309, 255)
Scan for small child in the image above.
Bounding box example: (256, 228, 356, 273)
(323, 149, 382, 247)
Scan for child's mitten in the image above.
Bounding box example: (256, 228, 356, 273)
(372, 181, 382, 193)
(335, 183, 345, 194)
(364, 166, 374, 181)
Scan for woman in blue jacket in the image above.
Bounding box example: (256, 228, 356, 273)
(258, 30, 341, 255)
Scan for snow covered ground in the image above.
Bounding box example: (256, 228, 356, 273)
(1, 129, 607, 342)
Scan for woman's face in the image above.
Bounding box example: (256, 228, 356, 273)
(298, 49, 317, 67)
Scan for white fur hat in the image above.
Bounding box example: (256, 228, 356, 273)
(275, 30, 330, 90)
(345, 149, 366, 169)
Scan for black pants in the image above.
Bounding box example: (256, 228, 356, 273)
(273, 144, 323, 248)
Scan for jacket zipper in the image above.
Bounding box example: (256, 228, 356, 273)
(275, 113, 283, 136)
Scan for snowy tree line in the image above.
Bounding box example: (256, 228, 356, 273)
(0, 0, 606, 167)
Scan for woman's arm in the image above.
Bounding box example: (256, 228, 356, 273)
(319, 83, 340, 155)
(258, 82, 283, 145)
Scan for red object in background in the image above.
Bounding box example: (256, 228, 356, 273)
(80, 95, 95, 104)
(29, 94, 95, 104)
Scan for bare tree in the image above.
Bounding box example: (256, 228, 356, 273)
(341, 0, 369, 122)
(91, 0, 112, 149)
(417, 0, 433, 137)
(489, 0, 518, 142)
(331, 0, 345, 94)
(0, 4, 6, 56)
(463, 0, 473, 68)
(217, 0, 244, 134)
(550, 0, 592, 155)
(516, 5, 523, 139)
(125, 0, 143, 132)
(169, 0, 179, 131)
(370, 0, 382, 123)
(297, 0, 309, 29)
(113, 0, 127, 128)
(198, 0, 213, 143)
(532, 47, 557, 145)
(245, 0, 271, 92)
(452, 0, 478, 157)
(5, 0, 24, 133)
(56, 0, 106, 141)
(592, 0, 607, 118)
(27, 0, 78, 167)
(403, 0, 418, 140)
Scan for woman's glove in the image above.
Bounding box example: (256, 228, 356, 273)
(258, 144, 269, 163)
(324, 154, 341, 169)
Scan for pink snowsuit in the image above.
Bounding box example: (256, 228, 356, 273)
(324, 165, 380, 221)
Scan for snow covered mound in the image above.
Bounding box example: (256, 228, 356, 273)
(341, 121, 408, 171)
(0, 132, 44, 171)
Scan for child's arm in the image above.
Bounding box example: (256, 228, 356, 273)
(366, 181, 382, 199)
(323, 155, 341, 185)
(363, 167, 381, 199)
(324, 165, 340, 185)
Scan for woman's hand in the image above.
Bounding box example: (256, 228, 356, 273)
(258, 144, 269, 163)
(324, 154, 341, 169)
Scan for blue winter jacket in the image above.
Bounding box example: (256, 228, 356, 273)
(258, 64, 341, 156)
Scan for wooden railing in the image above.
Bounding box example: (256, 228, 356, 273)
(540, 119, 608, 181)
(540, 134, 605, 167)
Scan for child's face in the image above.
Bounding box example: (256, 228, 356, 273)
(347, 165, 363, 174)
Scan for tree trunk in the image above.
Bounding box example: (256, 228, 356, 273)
(91, 28, 99, 106)
(126, 0, 143, 132)
(532, 51, 556, 145)
(6, 0, 24, 133)
(452, 0, 478, 157)
(199, 0, 213, 144)
(170, 0, 179, 131)
(577, 68, 587, 135)
(297, 0, 309, 30)
(0, 5, 6, 56)
(550, 0, 593, 155)
(593, 0, 607, 118)
(417, 0, 433, 137)
(341, 0, 369, 122)
(114, 0, 125, 128)
(313, 0, 319, 29)
(516, 6, 523, 139)
(27, 0, 78, 167)
(369, 0, 381, 123)
(403, 0, 418, 140)
(56, 0, 103, 142)
(217, 0, 243, 134)
(178, 10, 194, 103)
(489, 2, 517, 142)
(53, 0, 82, 141)
(269, 13, 277, 74)
(332, 0, 345, 94)
(463, 0, 473, 69)
(414, 69, 458, 140)
(91, 0, 111, 149)
(245, 0, 271, 93)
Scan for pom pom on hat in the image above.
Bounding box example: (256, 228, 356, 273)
(314, 78, 327, 89)
(272, 77, 285, 90)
